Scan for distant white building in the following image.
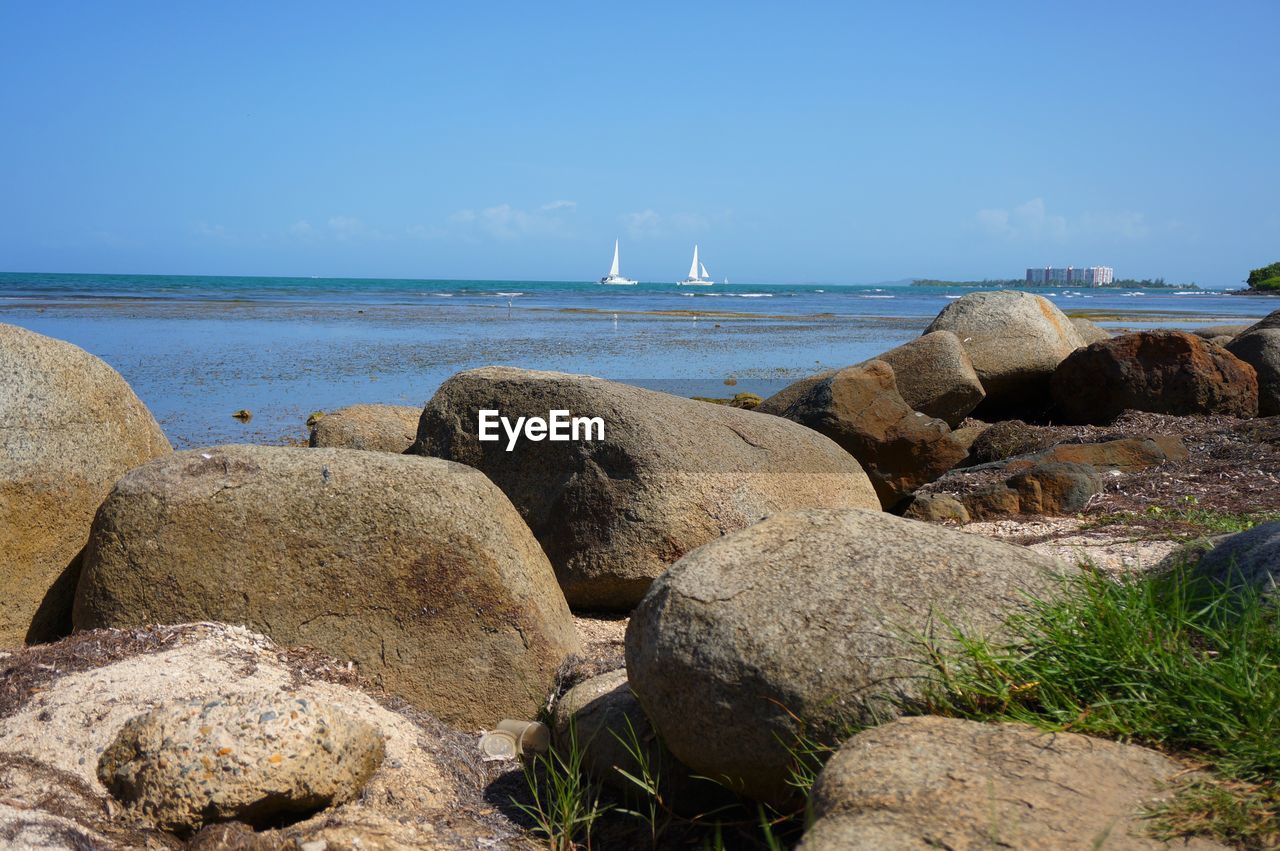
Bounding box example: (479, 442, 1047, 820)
(1026, 266, 1114, 287)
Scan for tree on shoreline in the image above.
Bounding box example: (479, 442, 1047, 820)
(1247, 261, 1280, 291)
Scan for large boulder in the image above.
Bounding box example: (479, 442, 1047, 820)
(625, 509, 1072, 806)
(98, 692, 385, 835)
(773, 361, 968, 509)
(410, 367, 879, 609)
(1227, 312, 1280, 416)
(799, 716, 1224, 850)
(1186, 520, 1280, 602)
(1070, 316, 1112, 345)
(870, 331, 985, 426)
(308, 403, 422, 452)
(923, 290, 1084, 414)
(72, 445, 580, 727)
(1052, 331, 1258, 424)
(0, 623, 527, 848)
(961, 461, 1105, 519)
(0, 324, 171, 647)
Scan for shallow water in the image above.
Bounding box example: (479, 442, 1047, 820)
(1, 272, 1272, 447)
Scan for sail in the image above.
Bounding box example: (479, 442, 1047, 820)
(700, 263, 710, 280)
(688, 245, 699, 279)
(609, 240, 620, 277)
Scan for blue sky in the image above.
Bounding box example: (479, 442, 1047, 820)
(2, 2, 1277, 285)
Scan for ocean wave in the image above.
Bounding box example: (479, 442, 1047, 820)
(494, 292, 524, 297)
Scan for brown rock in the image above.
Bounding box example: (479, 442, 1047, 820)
(961, 485, 1023, 520)
(775, 361, 968, 508)
(308, 404, 421, 453)
(0, 323, 171, 647)
(871, 331, 986, 426)
(411, 367, 879, 609)
(902, 493, 970, 523)
(799, 716, 1224, 850)
(1052, 331, 1258, 424)
(73, 445, 580, 727)
(755, 370, 837, 416)
(1007, 461, 1104, 515)
(1011, 435, 1188, 473)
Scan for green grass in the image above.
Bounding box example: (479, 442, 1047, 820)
(922, 565, 1280, 845)
(511, 721, 612, 851)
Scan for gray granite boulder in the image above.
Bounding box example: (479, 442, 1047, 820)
(0, 323, 171, 647)
(1186, 520, 1280, 601)
(924, 291, 1084, 415)
(309, 403, 422, 452)
(1070, 316, 1112, 345)
(73, 445, 580, 728)
(625, 509, 1072, 805)
(799, 716, 1224, 850)
(1228, 314, 1280, 416)
(411, 367, 879, 609)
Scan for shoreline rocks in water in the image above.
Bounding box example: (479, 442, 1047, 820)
(410, 366, 880, 610)
(0, 322, 172, 647)
(308, 403, 423, 452)
(3, 304, 1277, 848)
(923, 290, 1084, 417)
(72, 444, 581, 727)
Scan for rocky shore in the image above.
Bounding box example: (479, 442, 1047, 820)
(3, 291, 1279, 849)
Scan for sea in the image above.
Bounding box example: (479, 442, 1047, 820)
(1, 272, 1274, 448)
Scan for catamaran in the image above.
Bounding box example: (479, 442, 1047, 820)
(599, 239, 637, 285)
(677, 244, 714, 286)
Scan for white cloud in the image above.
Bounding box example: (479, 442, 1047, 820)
(193, 222, 232, 240)
(447, 201, 577, 240)
(975, 198, 1148, 243)
(288, 220, 314, 237)
(624, 209, 662, 238)
(622, 209, 710, 239)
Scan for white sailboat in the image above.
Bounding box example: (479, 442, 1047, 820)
(677, 245, 714, 286)
(599, 239, 637, 285)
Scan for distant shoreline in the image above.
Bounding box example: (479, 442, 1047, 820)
(910, 278, 1200, 291)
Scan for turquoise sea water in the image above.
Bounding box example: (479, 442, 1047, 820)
(1, 272, 1273, 447)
